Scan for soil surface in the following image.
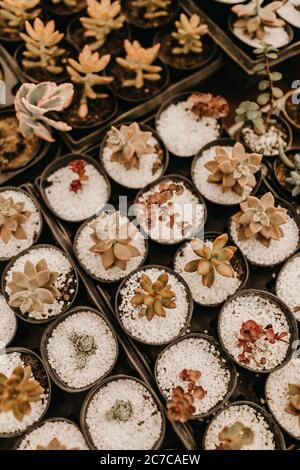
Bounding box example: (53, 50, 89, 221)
(124, 0, 178, 28)
(70, 23, 127, 56)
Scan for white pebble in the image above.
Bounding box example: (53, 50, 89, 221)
(0, 294, 17, 346)
(276, 254, 300, 321)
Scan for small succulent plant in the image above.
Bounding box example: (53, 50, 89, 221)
(0, 0, 41, 37)
(50, 0, 78, 7)
(14, 82, 74, 142)
(232, 0, 285, 41)
(131, 272, 176, 321)
(67, 45, 113, 118)
(218, 421, 254, 450)
(69, 332, 97, 369)
(232, 192, 288, 247)
(285, 383, 300, 426)
(184, 234, 237, 288)
(132, 0, 171, 19)
(166, 386, 195, 423)
(116, 40, 162, 89)
(81, 0, 126, 51)
(0, 365, 44, 421)
(8, 258, 60, 314)
(179, 369, 206, 400)
(69, 159, 89, 193)
(143, 182, 184, 206)
(36, 437, 79, 450)
(20, 18, 66, 75)
(89, 211, 141, 270)
(172, 13, 208, 55)
(107, 122, 156, 170)
(0, 194, 31, 244)
(106, 399, 133, 422)
(279, 146, 300, 197)
(187, 92, 229, 120)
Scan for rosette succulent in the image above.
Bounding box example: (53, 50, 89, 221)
(218, 422, 254, 450)
(172, 13, 208, 55)
(166, 386, 195, 423)
(0, 194, 31, 244)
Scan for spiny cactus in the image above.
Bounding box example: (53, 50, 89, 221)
(14, 82, 74, 142)
(81, 0, 126, 51)
(20, 18, 66, 75)
(67, 45, 113, 118)
(218, 422, 254, 450)
(0, 0, 41, 37)
(172, 13, 208, 55)
(132, 0, 171, 19)
(279, 146, 300, 197)
(116, 40, 162, 89)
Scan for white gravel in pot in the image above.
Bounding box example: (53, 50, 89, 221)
(174, 240, 242, 305)
(84, 378, 163, 450)
(156, 336, 232, 416)
(204, 403, 276, 450)
(0, 189, 41, 259)
(219, 293, 291, 372)
(276, 255, 300, 321)
(17, 419, 89, 450)
(192, 146, 255, 204)
(278, 1, 300, 29)
(102, 135, 164, 188)
(75, 213, 147, 282)
(266, 358, 300, 439)
(118, 268, 191, 345)
(4, 246, 77, 321)
(241, 125, 288, 156)
(0, 294, 16, 347)
(44, 162, 109, 222)
(230, 213, 299, 266)
(0, 352, 48, 435)
(46, 310, 117, 389)
(233, 25, 290, 49)
(156, 101, 220, 157)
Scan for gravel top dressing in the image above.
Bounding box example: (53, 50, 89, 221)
(266, 358, 300, 439)
(242, 125, 288, 156)
(44, 163, 109, 222)
(0, 189, 41, 259)
(204, 403, 277, 450)
(46, 310, 117, 389)
(0, 293, 16, 346)
(219, 293, 290, 372)
(276, 255, 300, 321)
(84, 378, 163, 450)
(156, 101, 220, 157)
(233, 26, 290, 49)
(156, 336, 232, 416)
(17, 419, 89, 450)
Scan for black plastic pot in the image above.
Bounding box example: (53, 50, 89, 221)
(123, 0, 180, 31)
(173, 231, 249, 307)
(40, 306, 119, 393)
(1, 243, 79, 325)
(154, 332, 237, 419)
(273, 147, 300, 201)
(42, 0, 86, 22)
(275, 251, 300, 323)
(80, 374, 166, 450)
(217, 289, 298, 374)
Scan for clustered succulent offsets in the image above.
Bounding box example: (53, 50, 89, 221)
(0, 195, 31, 244)
(172, 13, 208, 55)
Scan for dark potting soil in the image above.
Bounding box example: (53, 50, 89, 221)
(21, 352, 49, 390)
(124, 0, 177, 28)
(71, 24, 127, 56)
(43, 0, 86, 15)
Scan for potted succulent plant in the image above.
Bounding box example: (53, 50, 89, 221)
(41, 307, 118, 393)
(174, 232, 249, 306)
(235, 44, 292, 157)
(156, 91, 228, 158)
(15, 417, 89, 450)
(277, 0, 300, 28)
(273, 146, 300, 199)
(2, 244, 78, 324)
(282, 88, 300, 131)
(276, 252, 300, 322)
(0, 347, 51, 438)
(99, 121, 168, 189)
(0, 0, 41, 43)
(74, 210, 148, 283)
(192, 140, 262, 206)
(42, 0, 86, 18)
(218, 289, 298, 373)
(123, 0, 179, 30)
(0, 291, 17, 347)
(155, 333, 237, 422)
(229, 192, 300, 267)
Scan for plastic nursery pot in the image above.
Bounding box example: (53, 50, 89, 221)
(217, 289, 299, 374)
(173, 231, 250, 308)
(42, 0, 86, 20)
(123, 0, 180, 31)
(282, 88, 300, 132)
(202, 400, 286, 450)
(0, 186, 43, 262)
(273, 147, 300, 200)
(191, 137, 262, 207)
(155, 90, 224, 159)
(134, 173, 207, 246)
(154, 332, 238, 419)
(40, 306, 119, 394)
(0, 347, 51, 439)
(115, 264, 194, 347)
(275, 251, 300, 321)
(1, 243, 79, 325)
(80, 374, 166, 450)
(99, 122, 169, 189)
(39, 153, 111, 224)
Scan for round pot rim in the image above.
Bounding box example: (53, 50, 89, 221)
(80, 373, 166, 450)
(273, 147, 300, 197)
(217, 288, 299, 374)
(133, 173, 207, 246)
(282, 88, 300, 130)
(191, 137, 263, 207)
(0, 287, 18, 347)
(39, 152, 111, 224)
(202, 399, 286, 450)
(115, 264, 194, 347)
(172, 230, 250, 308)
(99, 121, 170, 190)
(154, 332, 238, 419)
(275, 250, 300, 323)
(1, 243, 79, 324)
(123, 0, 180, 30)
(0, 346, 51, 439)
(42, 0, 86, 17)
